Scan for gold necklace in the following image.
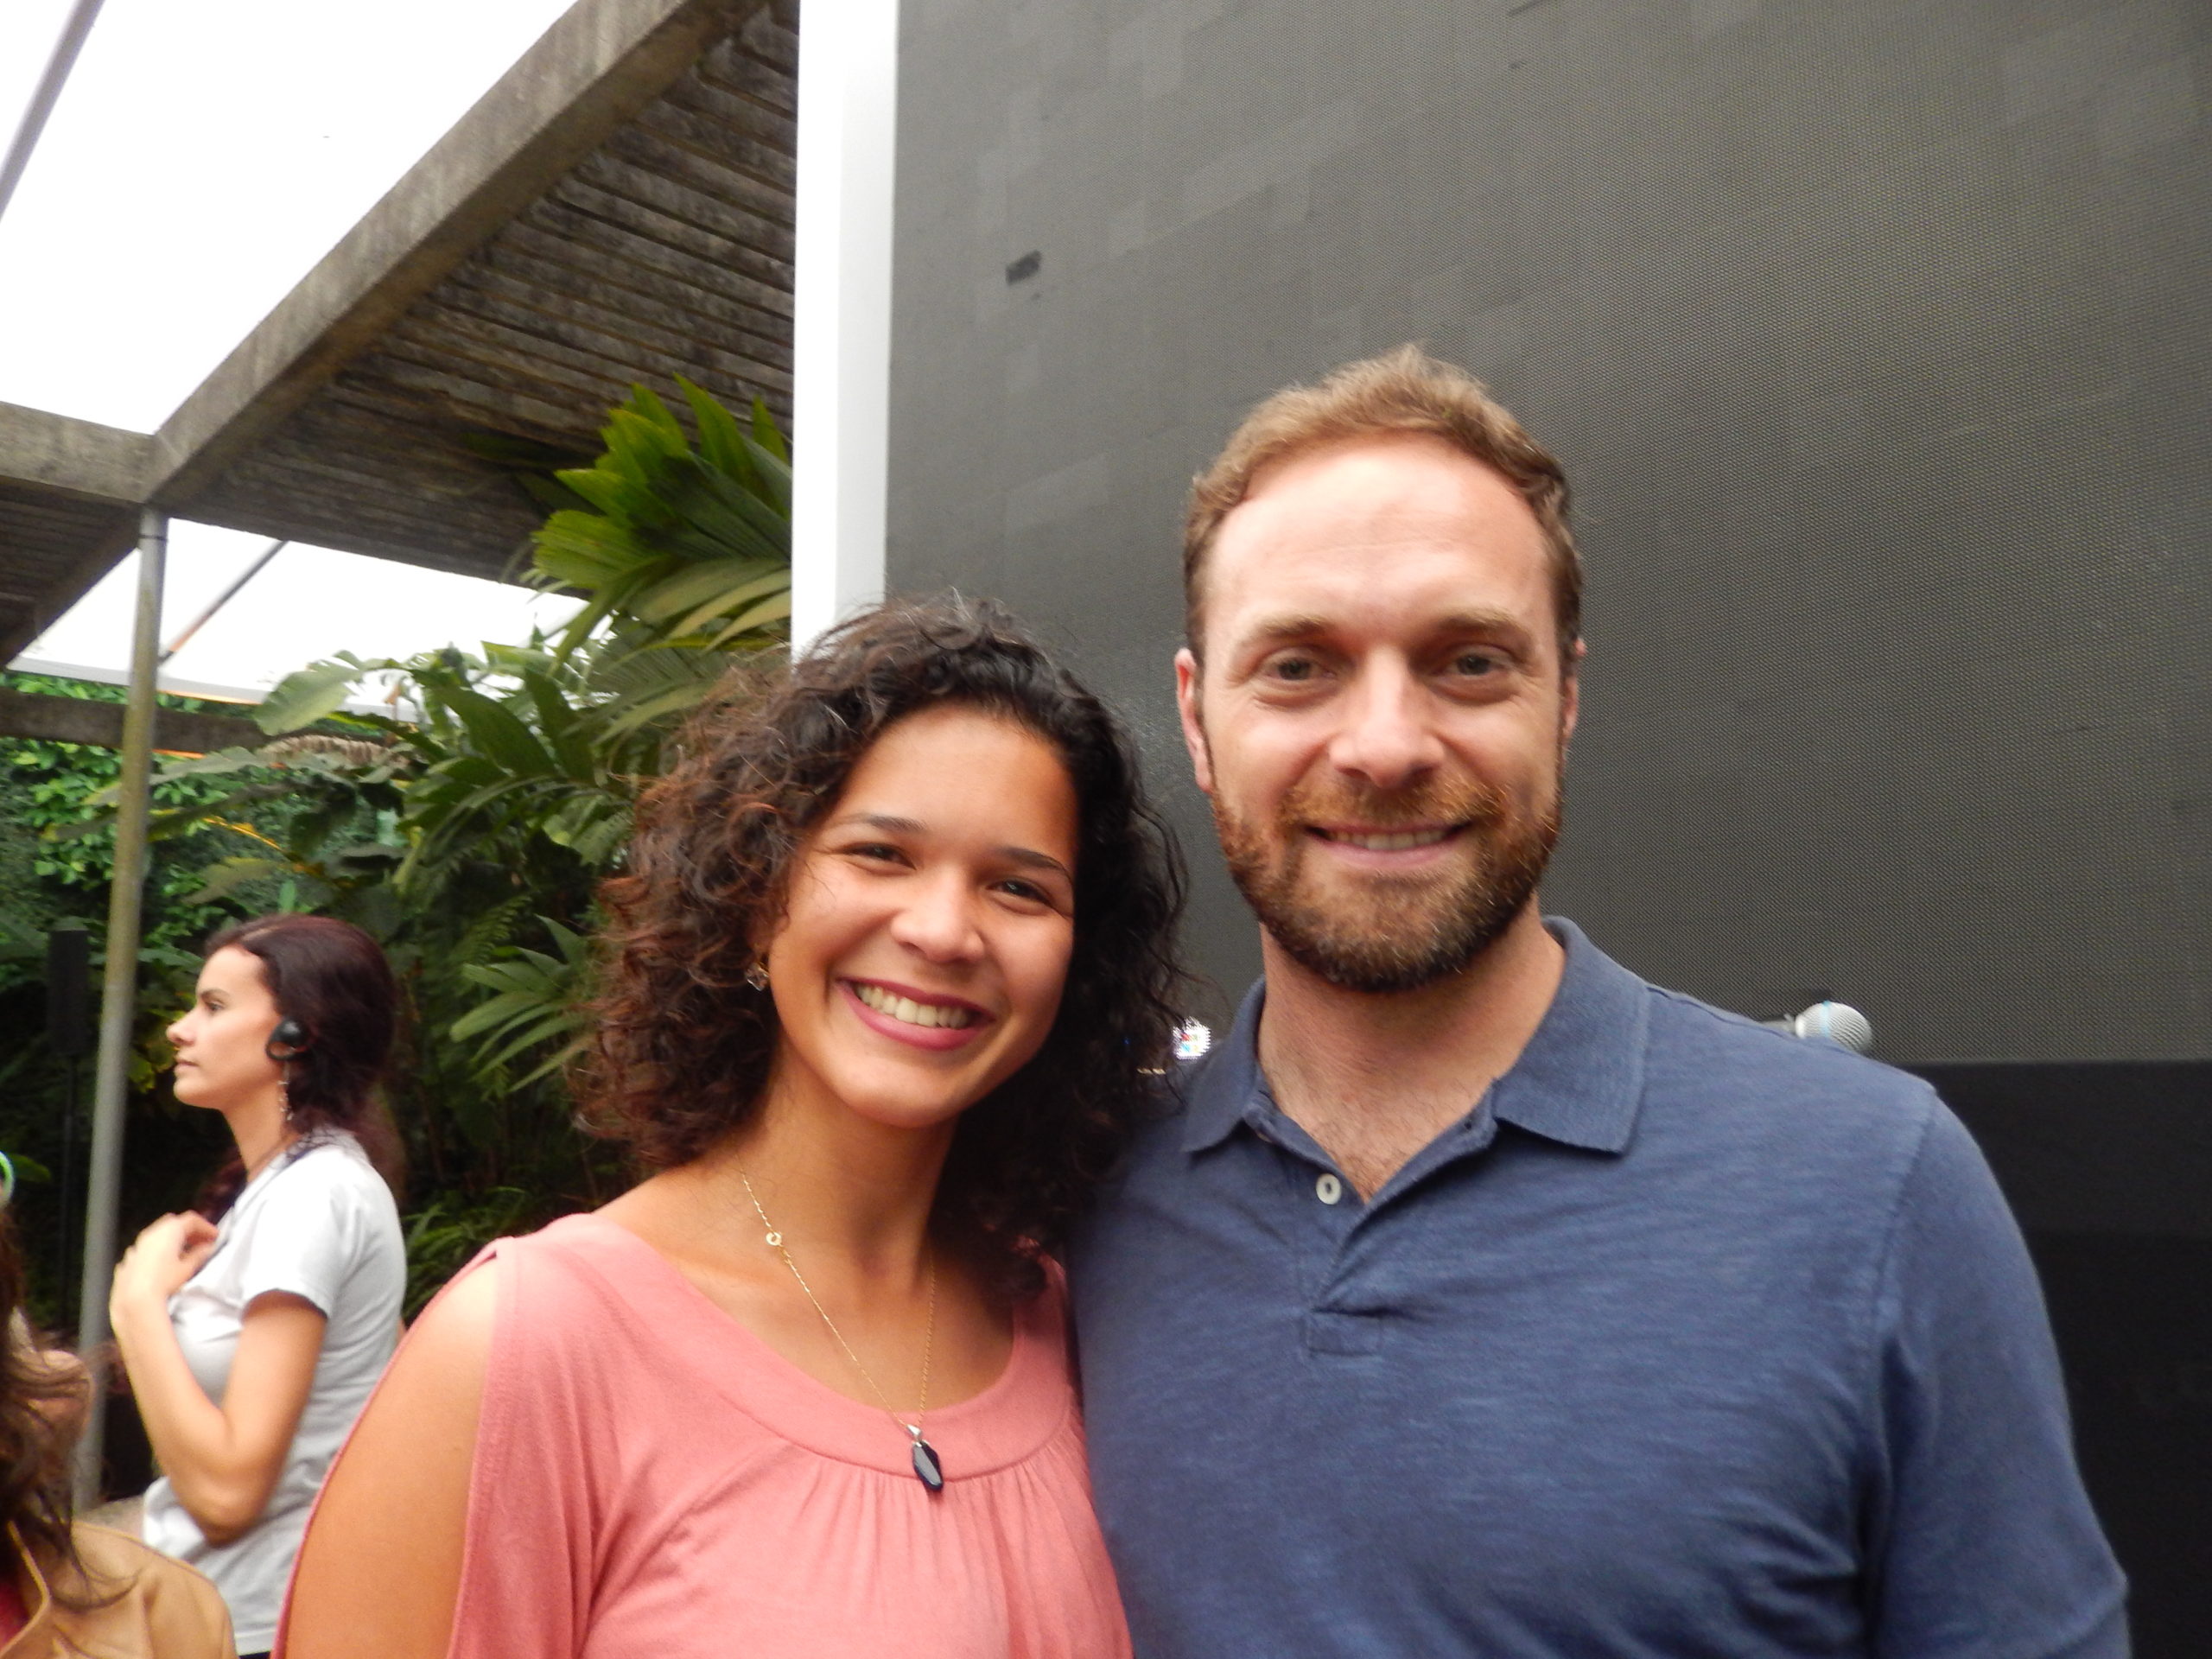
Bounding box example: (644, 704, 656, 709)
(738, 1170, 945, 1493)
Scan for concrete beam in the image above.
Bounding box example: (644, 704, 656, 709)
(149, 0, 757, 507)
(0, 687, 264, 753)
(0, 402, 150, 505)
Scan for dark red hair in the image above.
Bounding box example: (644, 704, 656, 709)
(196, 915, 404, 1215)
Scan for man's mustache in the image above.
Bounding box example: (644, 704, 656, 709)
(1272, 774, 1511, 834)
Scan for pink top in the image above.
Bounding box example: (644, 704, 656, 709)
(443, 1213, 1129, 1659)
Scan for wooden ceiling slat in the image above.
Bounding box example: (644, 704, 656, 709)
(518, 184, 791, 320)
(363, 351, 637, 438)
(0, 499, 115, 534)
(586, 124, 793, 244)
(398, 298, 789, 415)
(473, 237, 783, 350)
(562, 154, 792, 281)
(201, 446, 530, 532)
(445, 265, 791, 392)
(658, 70, 797, 158)
(628, 99, 794, 196)
(510, 201, 796, 329)
(733, 4, 796, 76)
(696, 33, 795, 115)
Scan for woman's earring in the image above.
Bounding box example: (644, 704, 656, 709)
(744, 959, 771, 992)
(278, 1065, 295, 1124)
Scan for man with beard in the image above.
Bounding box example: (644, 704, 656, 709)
(1070, 348, 2124, 1657)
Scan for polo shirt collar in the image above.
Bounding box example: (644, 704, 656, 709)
(1179, 917, 1649, 1157)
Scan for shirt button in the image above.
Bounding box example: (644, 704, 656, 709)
(1314, 1173, 1344, 1205)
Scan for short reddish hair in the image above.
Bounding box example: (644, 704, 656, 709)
(1183, 345, 1580, 661)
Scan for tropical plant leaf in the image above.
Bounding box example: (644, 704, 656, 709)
(703, 591, 794, 648)
(435, 684, 556, 779)
(750, 396, 790, 464)
(184, 855, 296, 905)
(677, 377, 753, 485)
(256, 655, 386, 734)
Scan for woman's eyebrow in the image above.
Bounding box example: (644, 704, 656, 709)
(1002, 846, 1072, 880)
(826, 811, 926, 836)
(830, 812, 1071, 880)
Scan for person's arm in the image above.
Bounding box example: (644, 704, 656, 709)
(281, 1263, 493, 1659)
(110, 1211, 327, 1545)
(1866, 1103, 2127, 1657)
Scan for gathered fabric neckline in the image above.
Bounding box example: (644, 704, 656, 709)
(537, 1211, 1069, 1483)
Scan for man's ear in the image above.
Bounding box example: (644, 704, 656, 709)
(1174, 648, 1215, 796)
(1560, 637, 1585, 752)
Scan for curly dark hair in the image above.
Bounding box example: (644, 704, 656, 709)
(582, 595, 1185, 1293)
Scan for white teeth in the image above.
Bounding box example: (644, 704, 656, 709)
(853, 982, 975, 1029)
(1329, 828, 1452, 851)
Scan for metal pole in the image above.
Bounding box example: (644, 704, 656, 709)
(161, 537, 287, 664)
(0, 0, 111, 227)
(72, 507, 165, 1507)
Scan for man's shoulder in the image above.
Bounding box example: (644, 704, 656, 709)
(1645, 986, 1937, 1106)
(1633, 980, 1951, 1191)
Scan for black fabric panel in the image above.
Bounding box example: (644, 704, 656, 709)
(1916, 1061, 2212, 1655)
(888, 0, 2212, 1062)
(2018, 1231, 2212, 1658)
(1919, 1060, 2212, 1236)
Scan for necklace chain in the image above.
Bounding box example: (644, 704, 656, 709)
(737, 1171, 937, 1437)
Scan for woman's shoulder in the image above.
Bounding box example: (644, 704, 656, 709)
(53, 1525, 234, 1656)
(405, 1215, 737, 1464)
(490, 1210, 661, 1289)
(429, 1213, 681, 1366)
(284, 1132, 389, 1190)
(248, 1133, 394, 1223)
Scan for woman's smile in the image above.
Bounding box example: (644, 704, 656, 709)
(842, 978, 994, 1050)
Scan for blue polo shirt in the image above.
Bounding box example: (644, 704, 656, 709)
(1071, 921, 2126, 1657)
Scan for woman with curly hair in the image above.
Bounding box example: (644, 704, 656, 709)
(284, 597, 1184, 1658)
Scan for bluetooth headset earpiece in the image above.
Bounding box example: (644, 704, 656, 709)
(265, 1019, 312, 1062)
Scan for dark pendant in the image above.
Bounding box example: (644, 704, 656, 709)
(911, 1434, 945, 1492)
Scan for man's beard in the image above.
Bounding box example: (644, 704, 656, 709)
(1213, 762, 1562, 995)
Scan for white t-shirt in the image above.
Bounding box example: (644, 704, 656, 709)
(142, 1132, 404, 1650)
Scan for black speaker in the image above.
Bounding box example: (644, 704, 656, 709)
(44, 925, 92, 1059)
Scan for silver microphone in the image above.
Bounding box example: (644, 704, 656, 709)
(1762, 1001, 1873, 1055)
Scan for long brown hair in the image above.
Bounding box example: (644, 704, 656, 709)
(0, 1211, 92, 1593)
(582, 596, 1185, 1294)
(194, 914, 404, 1217)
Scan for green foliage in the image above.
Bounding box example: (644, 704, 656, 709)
(176, 384, 792, 1299)
(0, 672, 377, 1322)
(400, 1185, 536, 1319)
(534, 380, 792, 661)
(0, 380, 792, 1320)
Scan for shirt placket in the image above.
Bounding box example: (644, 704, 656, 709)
(1243, 1089, 1503, 1359)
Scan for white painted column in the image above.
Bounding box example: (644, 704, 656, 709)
(790, 0, 901, 650)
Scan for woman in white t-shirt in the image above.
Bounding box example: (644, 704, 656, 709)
(109, 914, 406, 1659)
